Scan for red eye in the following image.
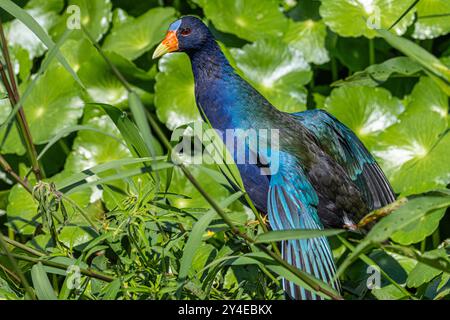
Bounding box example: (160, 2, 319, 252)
(180, 28, 191, 36)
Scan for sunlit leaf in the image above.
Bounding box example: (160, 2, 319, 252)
(102, 7, 176, 60)
(320, 0, 416, 38)
(372, 77, 449, 195)
(337, 192, 450, 277)
(391, 208, 446, 245)
(51, 0, 112, 42)
(333, 57, 422, 87)
(198, 0, 288, 41)
(406, 248, 447, 288)
(154, 53, 200, 130)
(412, 0, 450, 39)
(231, 38, 312, 113)
(284, 19, 329, 65)
(323, 86, 405, 148)
(5, 0, 63, 59)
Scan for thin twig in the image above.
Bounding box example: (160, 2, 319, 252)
(0, 19, 42, 180)
(0, 232, 36, 299)
(0, 154, 32, 193)
(357, 197, 408, 229)
(0, 251, 115, 283)
(2, 236, 46, 257)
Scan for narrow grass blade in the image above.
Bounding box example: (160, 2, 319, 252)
(377, 29, 450, 93)
(178, 191, 245, 283)
(37, 125, 126, 161)
(255, 229, 345, 244)
(31, 262, 57, 300)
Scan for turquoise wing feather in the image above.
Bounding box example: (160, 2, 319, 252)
(268, 152, 340, 300)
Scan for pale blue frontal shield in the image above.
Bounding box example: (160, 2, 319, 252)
(168, 19, 182, 31)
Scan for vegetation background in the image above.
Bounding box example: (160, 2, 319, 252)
(0, 0, 449, 300)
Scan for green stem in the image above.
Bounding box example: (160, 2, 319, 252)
(338, 235, 415, 299)
(0, 251, 115, 282)
(0, 232, 36, 299)
(369, 38, 375, 66)
(2, 236, 46, 257)
(0, 20, 43, 180)
(0, 154, 33, 193)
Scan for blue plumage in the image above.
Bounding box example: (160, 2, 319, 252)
(153, 16, 395, 299)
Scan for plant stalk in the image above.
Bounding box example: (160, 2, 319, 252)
(0, 19, 43, 180)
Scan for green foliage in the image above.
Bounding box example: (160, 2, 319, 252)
(0, 0, 449, 301)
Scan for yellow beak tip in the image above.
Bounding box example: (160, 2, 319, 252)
(152, 43, 169, 60)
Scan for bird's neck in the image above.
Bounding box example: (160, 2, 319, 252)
(188, 40, 273, 131)
(188, 40, 233, 82)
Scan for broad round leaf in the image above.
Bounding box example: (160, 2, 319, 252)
(372, 77, 449, 195)
(102, 7, 176, 60)
(65, 114, 131, 173)
(23, 65, 84, 144)
(154, 53, 200, 130)
(284, 19, 329, 65)
(323, 86, 405, 148)
(51, 0, 112, 42)
(6, 0, 64, 59)
(231, 38, 312, 113)
(391, 208, 446, 245)
(199, 0, 289, 41)
(413, 0, 450, 39)
(319, 0, 416, 38)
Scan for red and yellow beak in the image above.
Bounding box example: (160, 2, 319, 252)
(152, 31, 179, 59)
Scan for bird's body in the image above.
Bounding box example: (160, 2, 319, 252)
(153, 16, 395, 299)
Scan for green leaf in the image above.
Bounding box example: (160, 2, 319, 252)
(412, 0, 450, 39)
(154, 54, 201, 130)
(372, 77, 449, 195)
(371, 284, 408, 300)
(178, 191, 244, 282)
(406, 248, 447, 288)
(319, 0, 416, 38)
(128, 91, 159, 159)
(199, 0, 288, 42)
(337, 192, 450, 277)
(31, 262, 57, 300)
(323, 86, 405, 148)
(0, 0, 84, 88)
(102, 278, 121, 300)
(377, 29, 450, 94)
(64, 114, 132, 173)
(231, 38, 312, 112)
(391, 208, 446, 245)
(102, 7, 176, 60)
(5, 0, 63, 59)
(255, 229, 345, 243)
(24, 65, 84, 144)
(283, 19, 329, 65)
(333, 57, 422, 87)
(94, 103, 162, 157)
(6, 184, 39, 235)
(51, 0, 112, 42)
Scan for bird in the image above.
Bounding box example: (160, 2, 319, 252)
(152, 16, 395, 300)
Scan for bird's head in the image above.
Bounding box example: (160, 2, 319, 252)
(152, 16, 212, 59)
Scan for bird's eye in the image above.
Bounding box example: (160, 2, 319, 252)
(180, 28, 192, 36)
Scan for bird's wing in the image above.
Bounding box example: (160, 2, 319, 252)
(294, 109, 395, 210)
(268, 152, 339, 300)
